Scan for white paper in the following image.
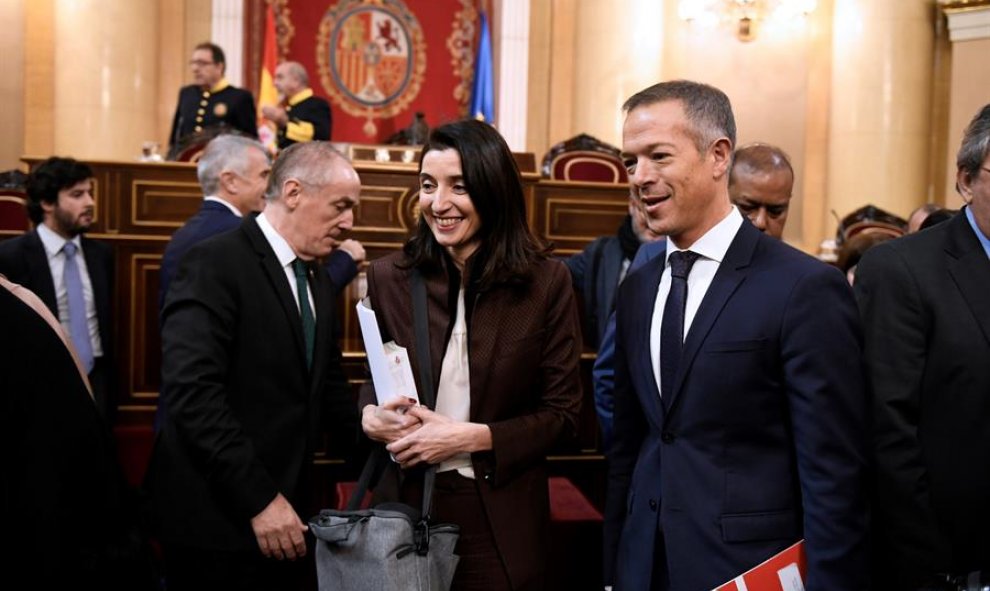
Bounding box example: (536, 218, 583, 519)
(356, 298, 419, 405)
(776, 563, 805, 591)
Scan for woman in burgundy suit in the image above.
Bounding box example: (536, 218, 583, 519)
(360, 119, 583, 590)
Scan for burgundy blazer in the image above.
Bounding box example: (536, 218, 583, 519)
(361, 251, 583, 589)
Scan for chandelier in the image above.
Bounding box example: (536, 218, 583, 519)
(678, 0, 818, 42)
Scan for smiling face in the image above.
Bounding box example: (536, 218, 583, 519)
(44, 179, 95, 238)
(622, 100, 732, 248)
(418, 148, 483, 269)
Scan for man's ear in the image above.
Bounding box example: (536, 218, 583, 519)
(711, 137, 733, 179)
(956, 168, 974, 203)
(219, 170, 238, 194)
(282, 179, 303, 210)
(40, 199, 56, 215)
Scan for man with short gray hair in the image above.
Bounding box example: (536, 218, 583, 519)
(261, 61, 332, 150)
(151, 141, 361, 590)
(159, 134, 271, 305)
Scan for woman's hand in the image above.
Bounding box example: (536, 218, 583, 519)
(386, 406, 492, 469)
(361, 396, 421, 444)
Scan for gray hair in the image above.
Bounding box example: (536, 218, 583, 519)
(957, 103, 990, 183)
(729, 142, 794, 186)
(197, 135, 269, 196)
(280, 61, 309, 88)
(623, 80, 736, 153)
(265, 141, 347, 201)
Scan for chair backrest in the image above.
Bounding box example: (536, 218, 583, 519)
(835, 204, 907, 246)
(0, 190, 30, 233)
(542, 133, 628, 183)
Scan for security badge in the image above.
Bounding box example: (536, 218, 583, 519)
(213, 102, 228, 117)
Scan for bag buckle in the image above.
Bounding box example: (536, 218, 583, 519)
(414, 519, 430, 555)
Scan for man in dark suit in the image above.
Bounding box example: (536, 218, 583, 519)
(603, 81, 869, 591)
(855, 103, 990, 589)
(0, 157, 117, 421)
(150, 141, 361, 590)
(168, 42, 257, 151)
(159, 135, 365, 306)
(261, 61, 333, 150)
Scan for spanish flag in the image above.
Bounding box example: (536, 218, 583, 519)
(257, 2, 279, 153)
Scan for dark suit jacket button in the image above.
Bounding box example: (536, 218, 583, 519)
(648, 499, 658, 511)
(661, 432, 675, 443)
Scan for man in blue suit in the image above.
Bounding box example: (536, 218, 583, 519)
(603, 81, 869, 591)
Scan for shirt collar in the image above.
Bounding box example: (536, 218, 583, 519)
(287, 88, 313, 106)
(208, 78, 230, 93)
(204, 195, 243, 218)
(37, 223, 81, 257)
(665, 206, 744, 266)
(964, 205, 990, 260)
(256, 212, 297, 268)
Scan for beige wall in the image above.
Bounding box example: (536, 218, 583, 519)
(944, 37, 990, 207)
(0, 0, 26, 171)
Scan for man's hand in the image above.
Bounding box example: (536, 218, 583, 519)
(260, 104, 288, 127)
(250, 493, 308, 560)
(336, 239, 366, 265)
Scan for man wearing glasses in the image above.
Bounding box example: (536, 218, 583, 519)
(169, 42, 258, 153)
(855, 103, 990, 588)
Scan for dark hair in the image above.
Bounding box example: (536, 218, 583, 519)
(194, 42, 226, 72)
(729, 142, 794, 186)
(918, 208, 957, 231)
(25, 157, 94, 224)
(623, 80, 736, 153)
(957, 103, 990, 183)
(403, 119, 547, 289)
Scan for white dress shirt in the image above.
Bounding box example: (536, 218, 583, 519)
(435, 287, 475, 478)
(36, 223, 103, 357)
(256, 212, 315, 315)
(649, 207, 744, 396)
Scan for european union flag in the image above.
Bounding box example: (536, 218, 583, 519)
(470, 11, 494, 123)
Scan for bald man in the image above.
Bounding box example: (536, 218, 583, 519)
(729, 143, 795, 239)
(261, 61, 332, 150)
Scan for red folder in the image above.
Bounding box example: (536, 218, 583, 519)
(712, 540, 806, 591)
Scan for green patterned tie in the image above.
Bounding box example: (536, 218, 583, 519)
(292, 259, 315, 368)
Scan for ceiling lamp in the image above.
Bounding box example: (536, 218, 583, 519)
(678, 0, 818, 42)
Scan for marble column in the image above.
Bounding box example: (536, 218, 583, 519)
(826, 0, 935, 221)
(52, 0, 159, 160)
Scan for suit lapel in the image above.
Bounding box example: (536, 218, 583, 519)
(242, 218, 309, 376)
(945, 212, 990, 347)
(666, 223, 757, 416)
(630, 254, 665, 429)
(25, 231, 58, 315)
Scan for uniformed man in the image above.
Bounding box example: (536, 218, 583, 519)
(169, 42, 257, 152)
(261, 61, 332, 150)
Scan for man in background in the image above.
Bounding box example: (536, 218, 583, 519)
(728, 142, 794, 240)
(0, 157, 117, 421)
(855, 103, 990, 588)
(169, 42, 257, 151)
(150, 142, 362, 590)
(261, 61, 332, 150)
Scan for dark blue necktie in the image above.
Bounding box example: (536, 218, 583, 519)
(292, 259, 315, 368)
(659, 250, 700, 401)
(62, 241, 94, 373)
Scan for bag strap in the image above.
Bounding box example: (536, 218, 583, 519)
(409, 267, 438, 524)
(345, 444, 387, 511)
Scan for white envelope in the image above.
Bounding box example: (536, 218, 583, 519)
(356, 298, 419, 405)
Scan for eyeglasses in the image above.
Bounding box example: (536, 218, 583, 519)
(189, 60, 216, 67)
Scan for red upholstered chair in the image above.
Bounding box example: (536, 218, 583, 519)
(0, 190, 30, 233)
(542, 133, 628, 183)
(835, 204, 907, 245)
